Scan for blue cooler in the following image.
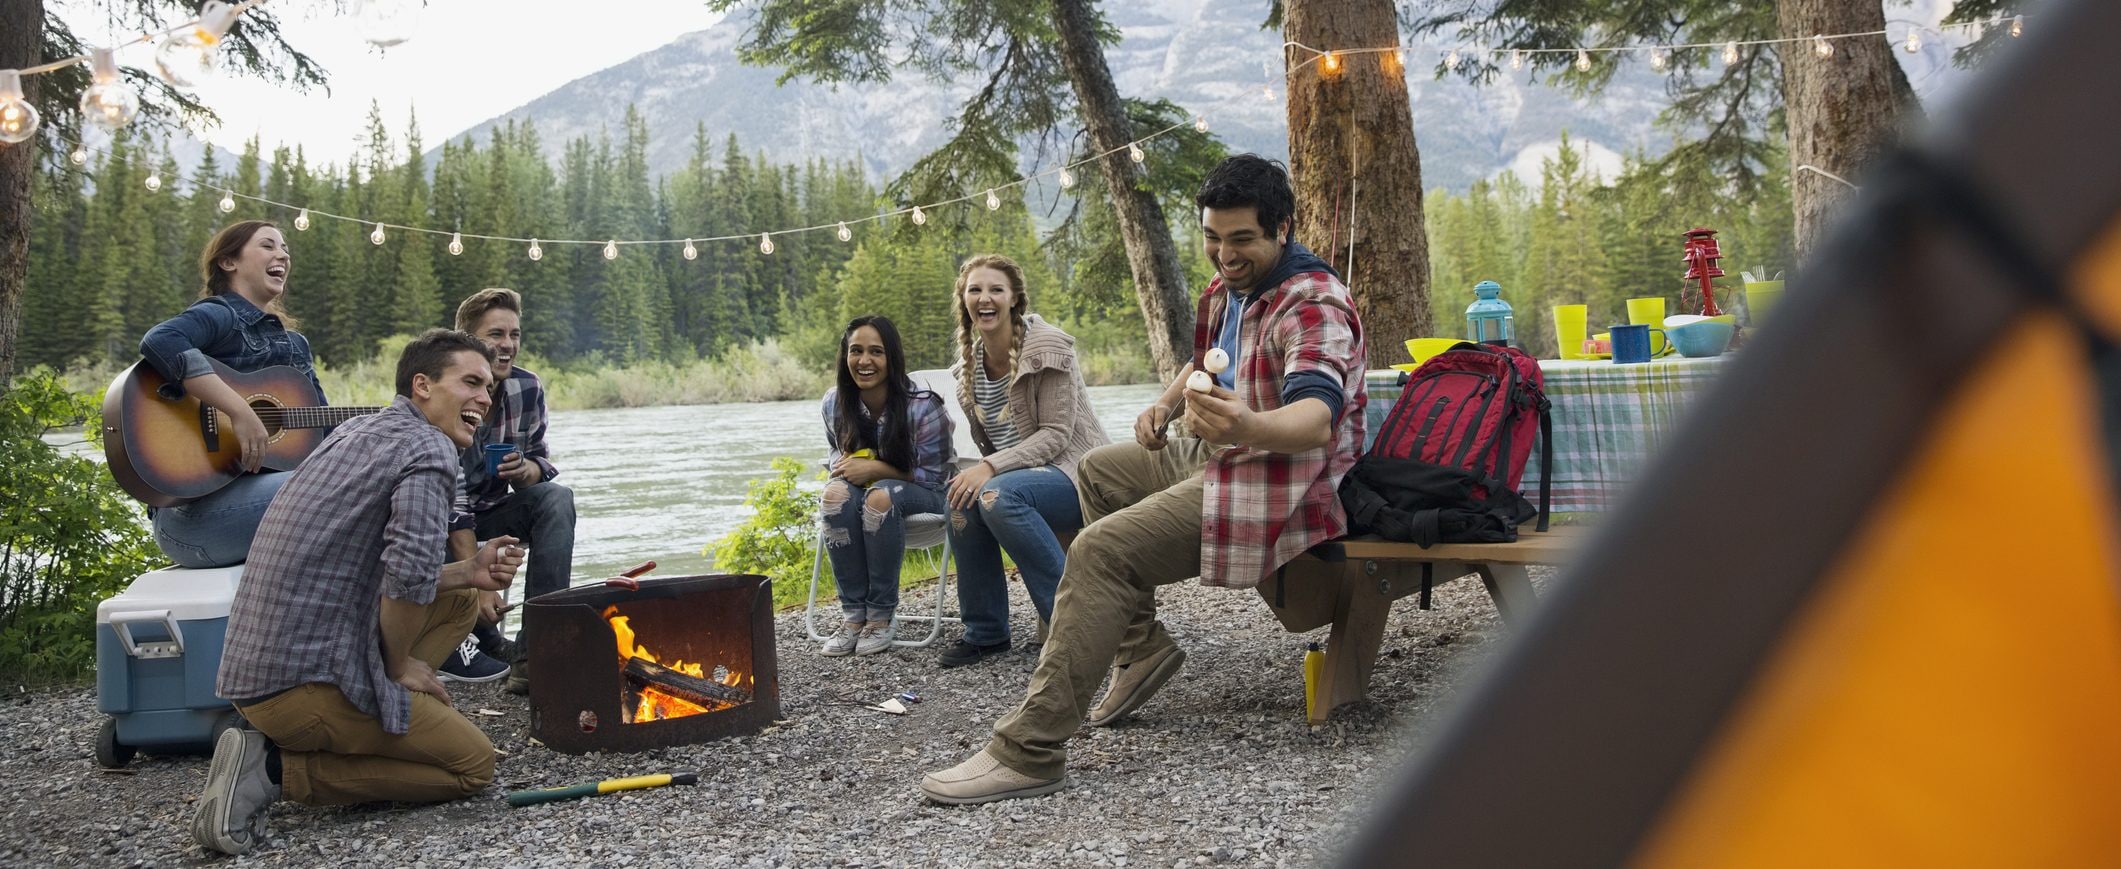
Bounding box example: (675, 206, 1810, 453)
(94, 565, 245, 767)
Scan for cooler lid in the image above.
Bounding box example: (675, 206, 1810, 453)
(96, 564, 245, 623)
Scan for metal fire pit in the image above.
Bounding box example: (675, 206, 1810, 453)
(525, 574, 781, 754)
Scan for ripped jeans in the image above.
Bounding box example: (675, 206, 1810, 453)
(820, 477, 946, 624)
(948, 465, 1083, 646)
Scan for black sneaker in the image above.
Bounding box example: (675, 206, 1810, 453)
(438, 637, 508, 683)
(939, 638, 1011, 668)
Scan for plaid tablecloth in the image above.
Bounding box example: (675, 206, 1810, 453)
(1363, 356, 1730, 512)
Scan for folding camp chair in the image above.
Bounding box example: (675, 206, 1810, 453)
(802, 369, 981, 648)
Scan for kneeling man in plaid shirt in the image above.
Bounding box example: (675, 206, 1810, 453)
(194, 330, 525, 855)
(923, 154, 1367, 804)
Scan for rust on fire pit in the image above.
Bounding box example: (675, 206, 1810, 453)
(525, 574, 781, 754)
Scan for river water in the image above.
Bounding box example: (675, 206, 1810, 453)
(501, 383, 1163, 587)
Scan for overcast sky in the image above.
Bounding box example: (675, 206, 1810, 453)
(58, 0, 725, 165)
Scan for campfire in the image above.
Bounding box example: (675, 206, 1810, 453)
(606, 605, 750, 724)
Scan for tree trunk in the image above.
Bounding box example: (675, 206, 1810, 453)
(1777, 0, 1920, 260)
(1283, 0, 1432, 368)
(0, 0, 41, 390)
(1049, 0, 1194, 380)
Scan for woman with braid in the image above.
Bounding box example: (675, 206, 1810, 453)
(940, 255, 1109, 668)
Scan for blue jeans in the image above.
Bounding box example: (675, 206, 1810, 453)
(821, 478, 946, 623)
(150, 471, 290, 567)
(948, 466, 1084, 646)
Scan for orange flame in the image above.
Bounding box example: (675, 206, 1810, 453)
(605, 605, 746, 723)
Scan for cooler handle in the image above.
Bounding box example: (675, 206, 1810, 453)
(109, 610, 186, 659)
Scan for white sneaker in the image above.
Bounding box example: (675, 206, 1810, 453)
(855, 619, 896, 656)
(821, 622, 862, 657)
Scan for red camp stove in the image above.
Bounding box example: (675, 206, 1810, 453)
(524, 568, 781, 754)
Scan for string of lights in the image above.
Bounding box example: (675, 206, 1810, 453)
(9, 6, 2025, 258)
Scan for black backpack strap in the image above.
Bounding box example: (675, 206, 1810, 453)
(1535, 397, 1553, 532)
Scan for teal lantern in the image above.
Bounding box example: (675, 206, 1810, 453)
(1466, 280, 1514, 345)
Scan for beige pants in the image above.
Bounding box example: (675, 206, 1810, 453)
(987, 438, 1211, 778)
(237, 588, 495, 805)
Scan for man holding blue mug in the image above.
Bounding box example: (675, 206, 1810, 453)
(443, 288, 577, 694)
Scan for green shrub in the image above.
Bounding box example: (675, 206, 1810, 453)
(708, 457, 829, 608)
(0, 372, 161, 683)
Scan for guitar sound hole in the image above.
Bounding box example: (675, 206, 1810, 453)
(249, 398, 286, 440)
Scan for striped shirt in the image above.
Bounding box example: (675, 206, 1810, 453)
(972, 362, 1023, 451)
(217, 397, 457, 735)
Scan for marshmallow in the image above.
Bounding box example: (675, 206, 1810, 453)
(1203, 348, 1230, 374)
(1186, 370, 1214, 393)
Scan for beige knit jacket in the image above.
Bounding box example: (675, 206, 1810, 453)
(951, 314, 1110, 486)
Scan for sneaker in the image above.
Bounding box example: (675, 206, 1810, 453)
(938, 638, 1010, 668)
(191, 726, 279, 855)
(438, 637, 508, 683)
(920, 748, 1068, 805)
(504, 660, 530, 696)
(855, 619, 896, 656)
(821, 621, 863, 657)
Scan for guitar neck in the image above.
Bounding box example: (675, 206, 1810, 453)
(255, 405, 384, 430)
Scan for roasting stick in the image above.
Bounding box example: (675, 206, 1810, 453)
(497, 560, 659, 615)
(506, 770, 699, 807)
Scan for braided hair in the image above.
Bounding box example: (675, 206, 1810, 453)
(953, 254, 1030, 429)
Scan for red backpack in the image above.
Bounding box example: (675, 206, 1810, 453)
(1339, 342, 1552, 546)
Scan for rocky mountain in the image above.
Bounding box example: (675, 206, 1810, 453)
(436, 0, 1980, 193)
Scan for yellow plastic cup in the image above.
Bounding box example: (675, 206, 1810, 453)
(1626, 297, 1667, 326)
(1403, 337, 1463, 365)
(1745, 281, 1785, 326)
(1552, 304, 1588, 360)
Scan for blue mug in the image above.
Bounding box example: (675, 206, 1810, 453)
(1609, 324, 1666, 364)
(484, 442, 516, 475)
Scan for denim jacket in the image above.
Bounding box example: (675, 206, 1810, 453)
(139, 294, 324, 403)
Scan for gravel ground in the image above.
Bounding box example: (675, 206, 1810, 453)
(1, 569, 1544, 867)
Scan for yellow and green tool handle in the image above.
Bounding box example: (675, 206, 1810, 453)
(506, 771, 699, 807)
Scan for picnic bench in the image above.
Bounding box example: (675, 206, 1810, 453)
(1257, 525, 1590, 724)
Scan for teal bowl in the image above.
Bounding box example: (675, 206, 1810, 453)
(1667, 320, 1735, 358)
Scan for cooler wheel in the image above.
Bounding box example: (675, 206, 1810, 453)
(95, 718, 135, 768)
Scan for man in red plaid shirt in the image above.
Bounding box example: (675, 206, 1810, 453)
(925, 155, 1367, 804)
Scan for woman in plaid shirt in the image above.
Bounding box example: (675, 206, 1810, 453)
(818, 316, 956, 657)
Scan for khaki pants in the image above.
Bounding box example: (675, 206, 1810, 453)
(237, 588, 496, 805)
(987, 438, 1212, 778)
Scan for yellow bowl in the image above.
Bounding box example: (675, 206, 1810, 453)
(1404, 338, 1464, 365)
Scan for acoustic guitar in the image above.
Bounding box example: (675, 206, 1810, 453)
(102, 359, 383, 507)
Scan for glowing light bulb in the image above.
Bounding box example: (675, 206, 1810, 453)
(1812, 34, 1833, 58)
(1905, 29, 1922, 53)
(354, 0, 421, 48)
(1445, 48, 1460, 67)
(293, 209, 311, 231)
(0, 71, 40, 145)
(80, 48, 141, 133)
(1650, 48, 1666, 71)
(1262, 84, 1275, 102)
(447, 232, 464, 256)
(218, 191, 235, 213)
(911, 205, 927, 226)
(1128, 142, 1145, 164)
(70, 148, 88, 166)
(758, 233, 775, 255)
(1059, 168, 1075, 189)
(1969, 21, 1984, 40)
(155, 1, 240, 88)
(1575, 49, 1592, 71)
(1320, 52, 1340, 75)
(603, 240, 618, 260)
(2010, 16, 2022, 38)
(527, 239, 543, 261)
(1193, 115, 1208, 133)
(682, 239, 697, 260)
(1510, 49, 1524, 70)
(144, 172, 162, 192)
(836, 222, 852, 242)
(369, 222, 386, 245)
(985, 189, 1000, 211)
(1722, 41, 1740, 66)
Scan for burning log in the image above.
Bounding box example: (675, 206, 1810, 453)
(621, 656, 750, 709)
